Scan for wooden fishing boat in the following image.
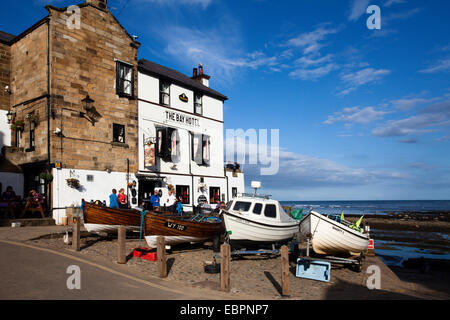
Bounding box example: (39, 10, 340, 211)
(299, 210, 370, 256)
(83, 203, 142, 233)
(143, 211, 223, 247)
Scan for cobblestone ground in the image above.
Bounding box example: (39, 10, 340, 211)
(24, 231, 450, 300)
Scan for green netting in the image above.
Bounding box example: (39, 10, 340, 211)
(291, 208, 303, 220)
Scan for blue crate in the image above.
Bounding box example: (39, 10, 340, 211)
(296, 258, 331, 282)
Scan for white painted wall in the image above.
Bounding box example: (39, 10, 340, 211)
(0, 172, 24, 198)
(138, 72, 159, 103)
(52, 168, 135, 224)
(0, 110, 11, 149)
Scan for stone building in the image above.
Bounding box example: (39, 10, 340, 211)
(0, 0, 140, 222)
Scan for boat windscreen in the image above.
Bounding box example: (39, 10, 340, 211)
(233, 201, 252, 212)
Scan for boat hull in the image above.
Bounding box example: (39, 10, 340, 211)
(222, 211, 299, 246)
(300, 210, 369, 256)
(143, 212, 223, 247)
(83, 204, 142, 233)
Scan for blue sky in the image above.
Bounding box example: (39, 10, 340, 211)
(2, 0, 450, 200)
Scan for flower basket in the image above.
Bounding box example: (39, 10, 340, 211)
(26, 114, 40, 125)
(11, 120, 24, 131)
(40, 172, 54, 182)
(66, 178, 80, 189)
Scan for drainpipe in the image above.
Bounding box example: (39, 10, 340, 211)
(46, 18, 52, 213)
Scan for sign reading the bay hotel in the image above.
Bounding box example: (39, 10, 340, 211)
(165, 110, 200, 127)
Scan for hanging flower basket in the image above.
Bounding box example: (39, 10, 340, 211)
(11, 120, 24, 131)
(66, 178, 81, 189)
(40, 172, 53, 182)
(26, 114, 40, 125)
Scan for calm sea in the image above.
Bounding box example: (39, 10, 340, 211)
(280, 200, 450, 216)
(280, 200, 450, 266)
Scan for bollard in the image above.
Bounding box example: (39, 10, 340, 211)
(72, 216, 80, 251)
(220, 243, 231, 292)
(157, 236, 167, 278)
(281, 245, 290, 297)
(117, 226, 126, 264)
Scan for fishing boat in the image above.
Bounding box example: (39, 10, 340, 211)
(143, 211, 223, 247)
(82, 203, 142, 233)
(299, 209, 370, 256)
(221, 181, 300, 248)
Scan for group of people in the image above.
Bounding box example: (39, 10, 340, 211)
(147, 188, 184, 215)
(108, 188, 129, 209)
(1, 186, 43, 203)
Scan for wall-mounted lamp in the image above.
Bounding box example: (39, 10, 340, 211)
(80, 95, 100, 126)
(6, 110, 14, 124)
(4, 85, 11, 95)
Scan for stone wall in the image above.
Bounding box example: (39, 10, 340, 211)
(47, 4, 139, 173)
(0, 42, 11, 111)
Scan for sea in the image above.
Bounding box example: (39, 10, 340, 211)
(280, 200, 450, 267)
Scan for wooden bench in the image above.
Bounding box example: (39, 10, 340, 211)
(20, 199, 46, 219)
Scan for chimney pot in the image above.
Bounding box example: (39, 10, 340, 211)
(199, 64, 203, 75)
(193, 68, 198, 77)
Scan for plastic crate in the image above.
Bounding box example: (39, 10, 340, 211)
(296, 258, 331, 282)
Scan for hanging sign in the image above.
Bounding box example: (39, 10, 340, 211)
(179, 93, 189, 103)
(144, 136, 156, 167)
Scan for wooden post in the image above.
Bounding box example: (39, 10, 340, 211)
(117, 226, 126, 264)
(220, 243, 230, 292)
(72, 216, 80, 251)
(281, 245, 290, 297)
(157, 236, 167, 278)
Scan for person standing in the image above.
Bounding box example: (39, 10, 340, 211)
(118, 188, 127, 209)
(166, 189, 177, 213)
(109, 189, 119, 208)
(176, 196, 184, 216)
(150, 189, 160, 212)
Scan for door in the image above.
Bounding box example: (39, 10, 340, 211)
(209, 187, 220, 205)
(138, 180, 156, 209)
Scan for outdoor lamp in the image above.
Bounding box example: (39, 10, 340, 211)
(82, 95, 94, 112)
(6, 110, 14, 124)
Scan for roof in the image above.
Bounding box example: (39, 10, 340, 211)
(0, 30, 16, 44)
(138, 59, 228, 101)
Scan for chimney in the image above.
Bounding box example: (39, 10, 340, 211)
(191, 63, 210, 87)
(85, 0, 108, 10)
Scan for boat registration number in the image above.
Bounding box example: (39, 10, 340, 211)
(165, 222, 187, 231)
(332, 226, 344, 234)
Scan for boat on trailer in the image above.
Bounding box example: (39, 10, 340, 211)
(299, 209, 370, 256)
(82, 203, 141, 233)
(143, 211, 223, 247)
(221, 181, 300, 249)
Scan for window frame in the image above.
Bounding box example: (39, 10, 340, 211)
(159, 80, 171, 106)
(176, 185, 190, 205)
(116, 61, 134, 98)
(264, 204, 277, 218)
(253, 203, 263, 215)
(194, 93, 203, 115)
(29, 119, 35, 151)
(233, 201, 252, 212)
(113, 123, 126, 144)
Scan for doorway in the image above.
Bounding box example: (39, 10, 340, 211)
(138, 180, 156, 209)
(209, 187, 220, 205)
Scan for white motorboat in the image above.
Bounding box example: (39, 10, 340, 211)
(299, 209, 370, 256)
(221, 182, 300, 248)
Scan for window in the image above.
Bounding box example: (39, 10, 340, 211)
(116, 61, 134, 97)
(233, 201, 251, 212)
(264, 204, 277, 218)
(156, 127, 177, 162)
(191, 133, 210, 166)
(209, 187, 220, 204)
(194, 93, 202, 115)
(232, 187, 238, 198)
(176, 185, 190, 204)
(87, 175, 94, 182)
(253, 203, 263, 215)
(226, 201, 233, 210)
(113, 124, 125, 143)
(160, 81, 170, 106)
(29, 120, 35, 150)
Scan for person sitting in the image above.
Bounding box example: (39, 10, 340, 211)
(118, 188, 128, 209)
(109, 189, 119, 208)
(150, 189, 160, 212)
(166, 189, 177, 213)
(1, 186, 16, 201)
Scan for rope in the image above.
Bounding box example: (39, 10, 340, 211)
(76, 200, 85, 218)
(138, 210, 147, 248)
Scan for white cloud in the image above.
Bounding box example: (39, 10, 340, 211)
(139, 0, 212, 9)
(419, 58, 450, 74)
(286, 25, 340, 56)
(289, 63, 338, 81)
(338, 67, 390, 95)
(324, 106, 389, 125)
(384, 0, 406, 7)
(391, 97, 437, 110)
(372, 99, 450, 137)
(348, 0, 370, 21)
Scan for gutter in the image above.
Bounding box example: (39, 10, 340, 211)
(46, 19, 52, 211)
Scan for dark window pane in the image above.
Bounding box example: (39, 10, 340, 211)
(253, 203, 263, 215)
(264, 204, 277, 218)
(233, 201, 251, 212)
(113, 124, 125, 143)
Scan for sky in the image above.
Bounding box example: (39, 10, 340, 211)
(2, 0, 450, 200)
